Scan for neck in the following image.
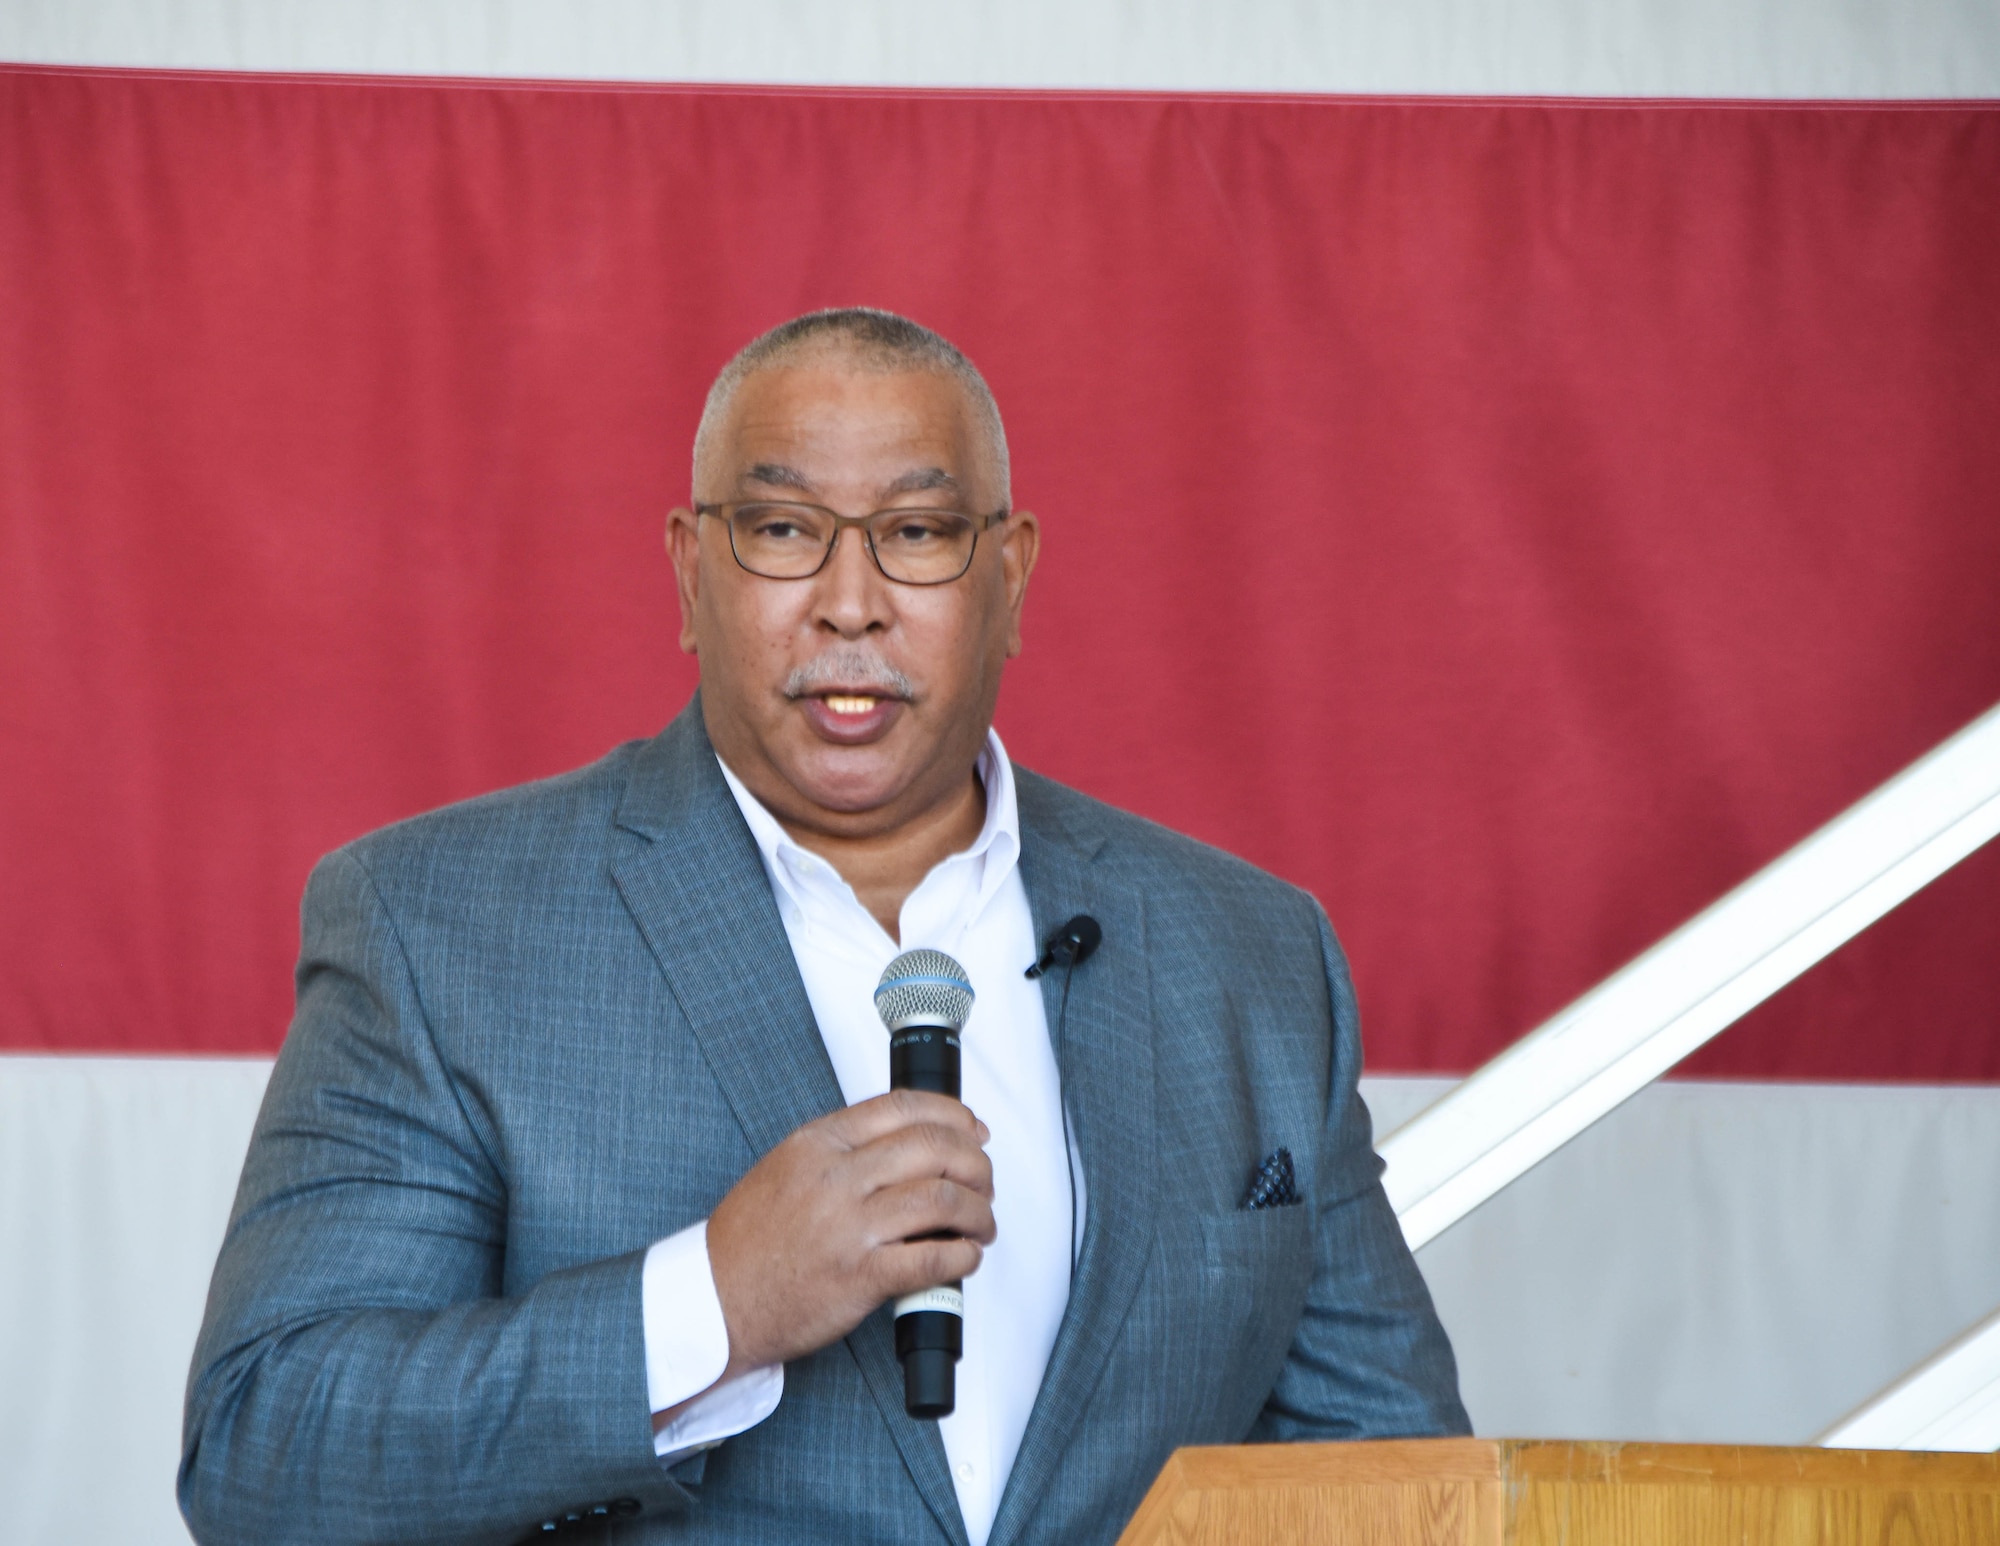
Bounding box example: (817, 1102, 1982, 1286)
(778, 765, 987, 942)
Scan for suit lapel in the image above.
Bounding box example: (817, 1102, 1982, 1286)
(986, 774, 1159, 1546)
(609, 703, 845, 1159)
(841, 1309, 972, 1546)
(608, 701, 966, 1545)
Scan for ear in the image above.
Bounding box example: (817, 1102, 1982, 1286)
(665, 506, 703, 656)
(999, 510, 1041, 659)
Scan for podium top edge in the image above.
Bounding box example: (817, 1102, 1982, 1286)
(1497, 1440, 2000, 1487)
(1166, 1439, 2000, 1490)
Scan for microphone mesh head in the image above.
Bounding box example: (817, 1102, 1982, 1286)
(874, 948, 975, 1032)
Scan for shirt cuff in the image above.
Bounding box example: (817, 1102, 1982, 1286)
(641, 1219, 784, 1460)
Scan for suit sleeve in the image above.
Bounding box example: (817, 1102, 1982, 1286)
(1249, 903, 1474, 1441)
(179, 848, 697, 1546)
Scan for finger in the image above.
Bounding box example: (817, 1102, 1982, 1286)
(848, 1121, 995, 1199)
(821, 1089, 988, 1150)
(871, 1237, 987, 1300)
(835, 1089, 987, 1146)
(864, 1175, 998, 1246)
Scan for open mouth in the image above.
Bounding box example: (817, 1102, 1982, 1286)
(796, 690, 906, 744)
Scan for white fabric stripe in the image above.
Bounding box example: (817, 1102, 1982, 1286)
(1380, 702, 2000, 1252)
(5, 1057, 1999, 1544)
(0, 1054, 271, 1546)
(4, 0, 1999, 99)
(1366, 1077, 2000, 1448)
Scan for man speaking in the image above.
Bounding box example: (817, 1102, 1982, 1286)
(180, 308, 1469, 1546)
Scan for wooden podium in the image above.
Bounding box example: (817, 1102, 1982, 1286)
(1117, 1439, 2000, 1545)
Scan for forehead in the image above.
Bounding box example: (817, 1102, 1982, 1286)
(703, 362, 993, 501)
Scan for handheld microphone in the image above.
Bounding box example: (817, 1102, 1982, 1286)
(873, 948, 976, 1419)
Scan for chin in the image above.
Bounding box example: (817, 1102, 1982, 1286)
(786, 745, 912, 818)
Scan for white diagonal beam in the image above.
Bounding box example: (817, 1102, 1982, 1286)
(1818, 1308, 2000, 1451)
(1378, 702, 2000, 1252)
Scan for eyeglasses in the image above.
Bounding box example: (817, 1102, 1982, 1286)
(696, 501, 1008, 586)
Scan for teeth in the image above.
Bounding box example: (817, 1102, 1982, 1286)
(823, 695, 879, 715)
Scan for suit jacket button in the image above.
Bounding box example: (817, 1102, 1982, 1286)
(610, 1498, 642, 1518)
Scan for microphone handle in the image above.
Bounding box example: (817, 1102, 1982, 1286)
(888, 1024, 963, 1418)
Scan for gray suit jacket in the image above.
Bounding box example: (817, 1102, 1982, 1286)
(181, 700, 1467, 1546)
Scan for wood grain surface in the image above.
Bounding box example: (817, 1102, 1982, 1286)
(1116, 1441, 2000, 1546)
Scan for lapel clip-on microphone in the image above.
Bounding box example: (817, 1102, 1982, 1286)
(1024, 914, 1101, 979)
(874, 949, 977, 1419)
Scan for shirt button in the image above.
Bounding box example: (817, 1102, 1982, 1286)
(957, 1462, 975, 1482)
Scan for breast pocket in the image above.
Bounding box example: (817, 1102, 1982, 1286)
(1144, 1208, 1312, 1432)
(1198, 1205, 1314, 1300)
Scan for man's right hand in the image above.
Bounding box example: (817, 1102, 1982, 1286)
(703, 1089, 995, 1383)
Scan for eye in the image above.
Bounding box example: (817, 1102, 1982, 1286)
(742, 506, 815, 541)
(883, 514, 955, 545)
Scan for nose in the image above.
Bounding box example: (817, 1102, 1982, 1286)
(812, 523, 892, 638)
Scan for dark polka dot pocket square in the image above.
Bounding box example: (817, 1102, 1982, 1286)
(1240, 1147, 1300, 1209)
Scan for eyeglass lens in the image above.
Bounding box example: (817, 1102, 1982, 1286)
(727, 503, 980, 584)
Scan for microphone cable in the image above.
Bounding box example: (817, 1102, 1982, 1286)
(1054, 956, 1080, 1287)
(1027, 915, 1100, 1287)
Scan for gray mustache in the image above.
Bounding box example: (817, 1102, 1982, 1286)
(783, 651, 915, 701)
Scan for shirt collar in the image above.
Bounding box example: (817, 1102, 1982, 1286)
(716, 727, 1022, 927)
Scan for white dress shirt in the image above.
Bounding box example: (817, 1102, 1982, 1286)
(639, 730, 1082, 1546)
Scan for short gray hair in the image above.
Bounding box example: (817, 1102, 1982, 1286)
(693, 307, 1010, 501)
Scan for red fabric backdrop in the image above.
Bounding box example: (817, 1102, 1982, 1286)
(2, 66, 1996, 1075)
